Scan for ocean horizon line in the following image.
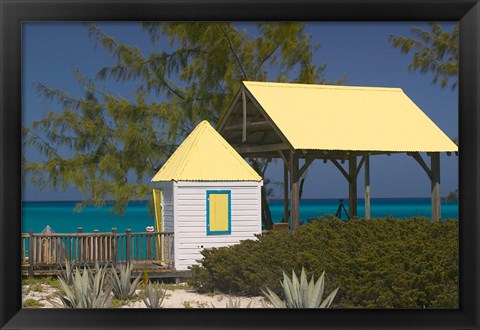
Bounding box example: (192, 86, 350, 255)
(22, 196, 451, 203)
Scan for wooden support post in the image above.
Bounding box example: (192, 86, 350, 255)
(28, 230, 34, 279)
(112, 228, 117, 267)
(290, 151, 300, 230)
(349, 156, 358, 218)
(365, 153, 370, 220)
(431, 152, 441, 222)
(94, 229, 99, 262)
(283, 161, 289, 223)
(77, 227, 83, 263)
(126, 228, 132, 264)
(146, 235, 153, 260)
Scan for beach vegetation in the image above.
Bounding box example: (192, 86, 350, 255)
(190, 216, 458, 308)
(23, 276, 61, 290)
(58, 259, 76, 286)
(54, 264, 112, 308)
(262, 267, 339, 308)
(140, 263, 150, 290)
(225, 298, 252, 308)
(111, 263, 142, 300)
(30, 283, 44, 293)
(23, 298, 44, 308)
(110, 298, 130, 308)
(140, 282, 166, 308)
(182, 300, 210, 308)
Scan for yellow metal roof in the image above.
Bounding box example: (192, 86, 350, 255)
(152, 120, 262, 182)
(242, 81, 458, 152)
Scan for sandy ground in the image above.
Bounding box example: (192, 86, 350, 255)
(22, 283, 268, 308)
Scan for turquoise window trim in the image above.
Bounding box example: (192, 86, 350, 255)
(206, 190, 231, 235)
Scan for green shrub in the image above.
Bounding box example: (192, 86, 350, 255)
(190, 217, 458, 308)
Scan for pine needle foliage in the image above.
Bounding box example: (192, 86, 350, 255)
(389, 22, 458, 90)
(24, 22, 340, 214)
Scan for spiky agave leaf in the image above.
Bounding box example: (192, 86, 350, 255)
(319, 286, 340, 308)
(263, 267, 339, 308)
(140, 282, 166, 308)
(58, 259, 75, 286)
(111, 263, 142, 300)
(299, 267, 309, 307)
(55, 264, 112, 308)
(261, 287, 287, 308)
(224, 297, 252, 308)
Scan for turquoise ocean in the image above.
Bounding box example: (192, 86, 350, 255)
(22, 198, 458, 234)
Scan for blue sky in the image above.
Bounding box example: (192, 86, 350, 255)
(22, 22, 458, 201)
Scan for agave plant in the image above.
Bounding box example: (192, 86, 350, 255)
(58, 259, 75, 286)
(140, 282, 166, 308)
(225, 298, 252, 308)
(262, 267, 339, 308)
(53, 264, 112, 308)
(111, 263, 142, 300)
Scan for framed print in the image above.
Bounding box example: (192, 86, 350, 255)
(1, 0, 479, 329)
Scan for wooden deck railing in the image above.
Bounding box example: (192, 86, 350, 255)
(22, 228, 174, 277)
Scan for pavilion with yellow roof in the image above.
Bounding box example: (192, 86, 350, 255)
(217, 81, 458, 228)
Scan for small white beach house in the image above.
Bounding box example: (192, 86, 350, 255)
(151, 120, 263, 270)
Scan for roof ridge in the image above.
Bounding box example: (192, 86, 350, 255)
(178, 121, 261, 180)
(243, 81, 403, 92)
(173, 121, 208, 178)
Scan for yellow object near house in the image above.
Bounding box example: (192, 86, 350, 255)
(152, 189, 163, 232)
(152, 189, 163, 262)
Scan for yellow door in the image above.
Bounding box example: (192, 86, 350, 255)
(207, 191, 231, 235)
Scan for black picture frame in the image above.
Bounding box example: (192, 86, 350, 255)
(1, 0, 479, 329)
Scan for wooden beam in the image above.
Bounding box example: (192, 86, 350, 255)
(290, 151, 300, 230)
(357, 155, 365, 174)
(243, 88, 294, 149)
(349, 157, 358, 219)
(431, 152, 441, 222)
(242, 90, 247, 142)
(278, 150, 289, 170)
(299, 158, 314, 181)
(364, 153, 370, 220)
(217, 88, 243, 132)
(410, 152, 432, 180)
(328, 158, 350, 183)
(233, 143, 289, 154)
(224, 120, 271, 131)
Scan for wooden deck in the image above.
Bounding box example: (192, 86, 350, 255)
(22, 228, 177, 278)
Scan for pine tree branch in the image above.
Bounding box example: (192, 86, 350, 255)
(217, 23, 249, 80)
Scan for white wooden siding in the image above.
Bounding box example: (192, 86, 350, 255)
(156, 182, 174, 233)
(174, 181, 262, 270)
